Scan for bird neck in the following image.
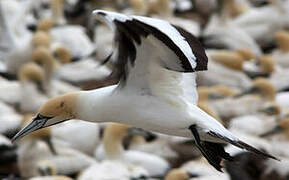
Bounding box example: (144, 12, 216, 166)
(75, 86, 118, 123)
(51, 0, 66, 25)
(103, 127, 127, 160)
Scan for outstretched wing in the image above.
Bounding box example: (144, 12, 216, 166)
(93, 10, 207, 104)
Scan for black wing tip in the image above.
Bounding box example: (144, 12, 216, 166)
(236, 140, 280, 161)
(93, 10, 106, 16)
(173, 25, 208, 72)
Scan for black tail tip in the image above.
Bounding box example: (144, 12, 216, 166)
(237, 141, 280, 161)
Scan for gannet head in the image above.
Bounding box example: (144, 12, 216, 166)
(236, 48, 255, 61)
(33, 47, 57, 79)
(37, 18, 54, 32)
(235, 78, 276, 100)
(210, 49, 251, 71)
(259, 102, 281, 116)
(258, 55, 275, 75)
(31, 31, 51, 48)
(165, 168, 197, 180)
(12, 93, 78, 142)
(279, 117, 289, 137)
(243, 55, 275, 78)
(197, 86, 227, 102)
(52, 45, 72, 64)
(275, 31, 289, 52)
(212, 85, 238, 97)
(18, 63, 46, 93)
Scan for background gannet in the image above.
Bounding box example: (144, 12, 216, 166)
(94, 123, 170, 176)
(165, 168, 197, 180)
(198, 49, 254, 89)
(12, 10, 278, 172)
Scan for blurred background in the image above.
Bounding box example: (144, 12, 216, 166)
(0, 0, 289, 179)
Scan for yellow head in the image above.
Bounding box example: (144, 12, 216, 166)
(165, 169, 196, 180)
(39, 93, 78, 122)
(32, 47, 57, 79)
(198, 86, 227, 102)
(18, 63, 45, 84)
(53, 46, 72, 64)
(252, 78, 276, 100)
(212, 85, 237, 97)
(12, 93, 78, 143)
(18, 63, 46, 93)
(260, 102, 281, 116)
(37, 18, 54, 32)
(31, 31, 51, 48)
(236, 48, 255, 60)
(274, 31, 289, 52)
(235, 78, 276, 100)
(257, 55, 275, 75)
(210, 50, 247, 71)
(279, 118, 289, 138)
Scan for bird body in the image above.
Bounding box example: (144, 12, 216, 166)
(13, 10, 278, 172)
(76, 85, 231, 140)
(50, 26, 94, 59)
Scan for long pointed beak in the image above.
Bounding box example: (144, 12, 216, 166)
(233, 87, 259, 98)
(260, 126, 283, 137)
(11, 114, 50, 143)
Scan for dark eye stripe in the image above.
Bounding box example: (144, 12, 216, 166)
(35, 114, 53, 120)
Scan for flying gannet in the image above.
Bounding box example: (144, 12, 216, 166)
(12, 10, 279, 171)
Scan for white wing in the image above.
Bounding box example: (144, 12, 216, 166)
(93, 10, 208, 105)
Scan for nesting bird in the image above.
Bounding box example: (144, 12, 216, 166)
(198, 49, 254, 89)
(12, 10, 279, 172)
(95, 123, 169, 176)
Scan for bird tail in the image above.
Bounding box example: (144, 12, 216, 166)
(207, 131, 280, 161)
